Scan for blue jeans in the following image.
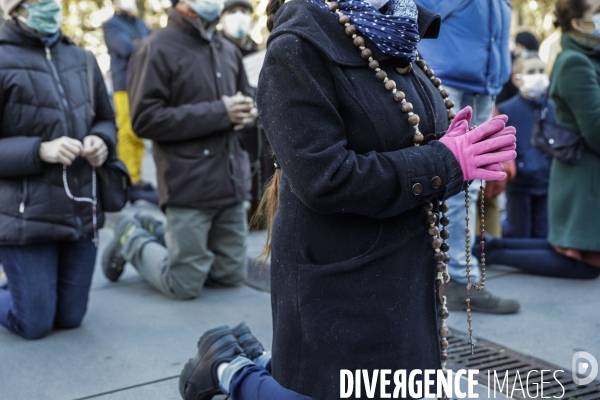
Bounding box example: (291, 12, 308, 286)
(443, 86, 495, 284)
(502, 190, 548, 239)
(483, 237, 600, 279)
(0, 238, 96, 340)
(225, 356, 313, 400)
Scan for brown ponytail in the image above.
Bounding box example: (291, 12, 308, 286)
(250, 168, 281, 261)
(266, 0, 285, 32)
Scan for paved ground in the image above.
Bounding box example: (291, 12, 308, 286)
(1, 144, 598, 399)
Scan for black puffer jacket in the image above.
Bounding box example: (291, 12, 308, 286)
(0, 20, 116, 245)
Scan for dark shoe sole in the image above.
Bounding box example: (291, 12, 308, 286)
(179, 326, 235, 400)
(101, 219, 130, 282)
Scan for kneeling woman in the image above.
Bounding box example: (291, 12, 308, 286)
(179, 0, 516, 398)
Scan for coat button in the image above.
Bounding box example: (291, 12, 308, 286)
(412, 183, 423, 195)
(204, 149, 210, 155)
(431, 176, 442, 189)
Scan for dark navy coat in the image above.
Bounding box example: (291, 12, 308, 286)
(0, 21, 116, 245)
(256, 1, 464, 398)
(497, 93, 553, 195)
(103, 13, 152, 91)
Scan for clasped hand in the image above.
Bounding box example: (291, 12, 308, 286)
(222, 92, 258, 131)
(439, 107, 517, 181)
(39, 135, 108, 167)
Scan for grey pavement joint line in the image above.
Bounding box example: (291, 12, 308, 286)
(72, 375, 180, 400)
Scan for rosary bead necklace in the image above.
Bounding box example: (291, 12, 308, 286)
(62, 165, 98, 246)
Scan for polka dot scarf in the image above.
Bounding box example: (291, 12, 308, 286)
(307, 0, 420, 61)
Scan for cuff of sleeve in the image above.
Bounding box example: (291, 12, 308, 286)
(32, 138, 43, 170)
(219, 355, 255, 395)
(429, 140, 464, 200)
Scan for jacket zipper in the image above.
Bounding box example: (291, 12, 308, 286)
(44, 46, 83, 235)
(19, 178, 28, 214)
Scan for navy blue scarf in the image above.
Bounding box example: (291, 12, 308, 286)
(306, 0, 420, 60)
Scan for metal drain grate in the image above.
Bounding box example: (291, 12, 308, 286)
(446, 332, 600, 399)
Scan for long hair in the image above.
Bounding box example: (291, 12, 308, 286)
(554, 0, 589, 32)
(250, 0, 286, 260)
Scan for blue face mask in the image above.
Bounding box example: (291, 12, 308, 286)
(19, 0, 63, 35)
(184, 0, 224, 22)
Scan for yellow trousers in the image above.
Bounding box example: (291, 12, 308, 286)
(114, 91, 145, 184)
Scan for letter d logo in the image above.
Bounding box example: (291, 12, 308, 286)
(572, 351, 598, 385)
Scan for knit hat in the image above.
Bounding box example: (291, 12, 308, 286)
(515, 31, 540, 51)
(223, 0, 253, 13)
(0, 0, 21, 14)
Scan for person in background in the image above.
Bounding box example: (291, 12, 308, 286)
(496, 31, 541, 104)
(499, 55, 553, 239)
(0, 0, 117, 339)
(472, 0, 600, 280)
(101, 0, 256, 301)
(414, 0, 520, 314)
(103, 0, 156, 204)
(220, 0, 257, 56)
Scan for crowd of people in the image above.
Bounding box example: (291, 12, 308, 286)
(0, 0, 599, 398)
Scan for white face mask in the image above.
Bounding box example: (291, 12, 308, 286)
(185, 0, 225, 22)
(365, 0, 389, 10)
(517, 73, 549, 99)
(222, 11, 252, 39)
(116, 0, 138, 12)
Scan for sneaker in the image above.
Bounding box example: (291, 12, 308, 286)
(0, 263, 7, 289)
(232, 321, 265, 360)
(179, 326, 245, 400)
(445, 280, 520, 314)
(101, 217, 141, 282)
(134, 212, 165, 244)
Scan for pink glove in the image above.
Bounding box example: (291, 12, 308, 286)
(440, 106, 516, 181)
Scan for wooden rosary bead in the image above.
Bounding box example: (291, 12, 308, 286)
(440, 89, 449, 99)
(441, 243, 450, 252)
(408, 114, 420, 126)
(338, 14, 350, 24)
(441, 352, 449, 362)
(327, 1, 340, 11)
(353, 36, 365, 47)
(423, 202, 434, 212)
(345, 24, 357, 35)
(431, 238, 443, 249)
(440, 339, 449, 350)
(427, 214, 438, 224)
(416, 59, 426, 69)
(401, 102, 413, 113)
(445, 99, 454, 109)
(375, 70, 387, 81)
(425, 68, 435, 78)
(428, 226, 440, 236)
(448, 110, 456, 120)
(361, 48, 373, 59)
(413, 133, 424, 144)
(385, 79, 396, 91)
(368, 60, 379, 70)
(440, 215, 450, 225)
(436, 262, 446, 272)
(443, 254, 450, 264)
(394, 91, 405, 102)
(440, 203, 449, 213)
(439, 327, 450, 337)
(432, 78, 442, 87)
(439, 309, 449, 319)
(440, 229, 450, 239)
(434, 252, 445, 262)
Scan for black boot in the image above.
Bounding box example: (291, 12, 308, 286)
(134, 212, 166, 245)
(101, 217, 140, 282)
(232, 321, 265, 360)
(179, 326, 245, 400)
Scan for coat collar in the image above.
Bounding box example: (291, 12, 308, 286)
(0, 19, 72, 48)
(167, 8, 219, 42)
(562, 33, 600, 59)
(268, 0, 440, 67)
